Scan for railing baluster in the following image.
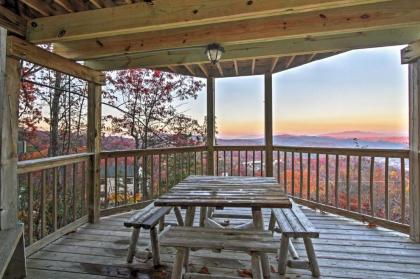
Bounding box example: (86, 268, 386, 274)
(216, 151, 219, 175)
(174, 153, 177, 184)
(166, 154, 169, 191)
(200, 151, 204, 175)
(370, 157, 375, 216)
(277, 150, 280, 183)
(230, 151, 233, 176)
(63, 165, 68, 225)
(284, 152, 287, 193)
(159, 154, 162, 195)
(299, 152, 303, 198)
(325, 154, 329, 204)
(261, 150, 263, 177)
(385, 157, 389, 220)
(316, 153, 319, 202)
(346, 155, 350, 210)
(194, 152, 197, 175)
(41, 169, 47, 238)
(104, 158, 108, 208)
(291, 152, 295, 195)
(53, 167, 58, 231)
(27, 173, 33, 245)
(124, 157, 128, 204)
(238, 151, 241, 176)
(188, 152, 191, 175)
(335, 154, 339, 208)
(151, 155, 155, 197)
(357, 156, 362, 213)
(245, 150, 248, 176)
(307, 153, 311, 200)
(114, 157, 118, 207)
(401, 157, 406, 223)
(252, 150, 255, 177)
(223, 150, 226, 175)
(73, 163, 77, 221)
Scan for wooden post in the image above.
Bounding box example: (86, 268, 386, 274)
(206, 77, 215, 176)
(403, 42, 420, 242)
(265, 73, 273, 177)
(87, 81, 102, 223)
(409, 60, 420, 242)
(0, 29, 26, 278)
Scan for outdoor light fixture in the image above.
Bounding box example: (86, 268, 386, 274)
(206, 43, 224, 64)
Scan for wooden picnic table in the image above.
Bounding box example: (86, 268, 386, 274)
(154, 175, 292, 278)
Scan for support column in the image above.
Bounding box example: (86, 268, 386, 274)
(403, 42, 420, 242)
(409, 61, 420, 242)
(264, 73, 273, 177)
(87, 81, 102, 223)
(206, 77, 215, 175)
(0, 29, 26, 278)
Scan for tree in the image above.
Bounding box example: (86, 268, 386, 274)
(103, 68, 205, 198)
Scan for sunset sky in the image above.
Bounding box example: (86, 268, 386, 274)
(185, 46, 409, 139)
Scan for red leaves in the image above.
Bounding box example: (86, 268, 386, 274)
(237, 269, 253, 278)
(198, 266, 210, 274)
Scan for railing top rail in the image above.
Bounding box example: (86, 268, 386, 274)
(17, 152, 93, 174)
(100, 145, 207, 158)
(273, 145, 409, 158)
(214, 145, 265, 151)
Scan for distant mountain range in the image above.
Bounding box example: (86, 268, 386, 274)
(217, 131, 408, 149)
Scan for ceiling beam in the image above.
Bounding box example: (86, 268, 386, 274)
(270, 57, 279, 73)
(251, 59, 256, 75)
(285, 56, 296, 69)
(52, 0, 420, 61)
(27, 0, 389, 43)
(89, 0, 103, 9)
(85, 25, 420, 71)
(54, 0, 75, 13)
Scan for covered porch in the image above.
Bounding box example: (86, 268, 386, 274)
(1, 1, 420, 278)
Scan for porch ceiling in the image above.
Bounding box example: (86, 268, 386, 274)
(1, 0, 420, 76)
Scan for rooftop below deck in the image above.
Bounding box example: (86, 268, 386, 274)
(26, 205, 420, 279)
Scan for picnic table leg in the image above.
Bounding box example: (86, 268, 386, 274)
(174, 206, 184, 226)
(150, 227, 161, 267)
(183, 206, 196, 271)
(252, 207, 270, 278)
(199, 207, 207, 227)
(171, 248, 186, 279)
(127, 227, 140, 263)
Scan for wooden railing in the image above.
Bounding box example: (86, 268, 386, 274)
(214, 145, 409, 233)
(99, 146, 208, 213)
(214, 145, 266, 177)
(17, 153, 92, 255)
(15, 144, 411, 253)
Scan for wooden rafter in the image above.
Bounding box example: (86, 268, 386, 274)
(54, 0, 74, 13)
(89, 0, 103, 9)
(216, 63, 224, 77)
(270, 57, 279, 73)
(20, 0, 52, 16)
(184, 64, 195, 76)
(51, 0, 420, 60)
(233, 60, 239, 76)
(251, 59, 256, 75)
(402, 40, 420, 64)
(198, 64, 208, 77)
(167, 65, 177, 73)
(307, 53, 317, 63)
(0, 6, 27, 36)
(27, 0, 390, 43)
(285, 56, 296, 69)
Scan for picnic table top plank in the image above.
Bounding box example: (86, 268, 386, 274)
(154, 175, 291, 208)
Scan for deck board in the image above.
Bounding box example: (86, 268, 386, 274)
(27, 206, 420, 278)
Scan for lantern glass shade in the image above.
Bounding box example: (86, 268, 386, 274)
(206, 44, 224, 64)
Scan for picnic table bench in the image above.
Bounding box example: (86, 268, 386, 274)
(124, 202, 184, 265)
(160, 226, 278, 279)
(269, 200, 320, 277)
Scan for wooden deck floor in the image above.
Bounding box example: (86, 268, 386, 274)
(26, 206, 420, 279)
